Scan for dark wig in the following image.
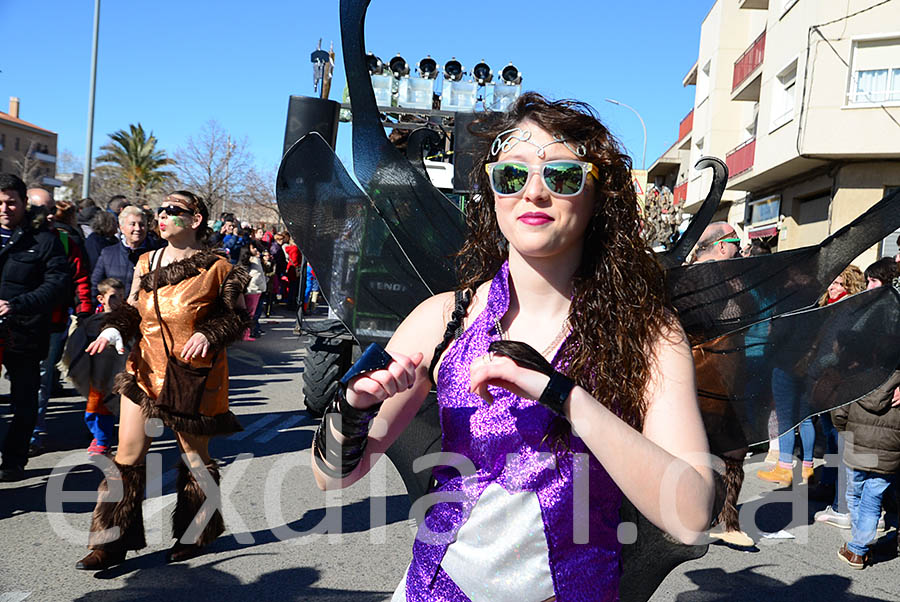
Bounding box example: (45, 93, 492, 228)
(458, 92, 673, 431)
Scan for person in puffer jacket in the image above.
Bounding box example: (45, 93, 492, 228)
(832, 365, 900, 569)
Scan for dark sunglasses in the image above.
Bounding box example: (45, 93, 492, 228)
(485, 160, 599, 197)
(156, 205, 195, 218)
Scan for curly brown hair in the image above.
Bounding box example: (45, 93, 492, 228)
(818, 264, 865, 306)
(457, 92, 673, 430)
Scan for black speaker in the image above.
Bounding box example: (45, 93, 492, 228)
(283, 96, 341, 155)
(453, 112, 480, 194)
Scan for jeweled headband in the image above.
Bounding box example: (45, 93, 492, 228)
(490, 128, 587, 159)
(166, 192, 202, 215)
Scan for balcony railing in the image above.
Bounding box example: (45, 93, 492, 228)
(673, 181, 688, 205)
(726, 137, 756, 178)
(733, 31, 766, 91)
(678, 109, 693, 141)
(32, 151, 57, 164)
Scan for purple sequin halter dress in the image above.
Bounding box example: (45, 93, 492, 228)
(402, 262, 623, 601)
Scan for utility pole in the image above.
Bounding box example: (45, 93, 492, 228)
(605, 98, 647, 171)
(82, 0, 101, 198)
(224, 134, 232, 216)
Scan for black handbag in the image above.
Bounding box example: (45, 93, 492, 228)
(151, 250, 217, 417)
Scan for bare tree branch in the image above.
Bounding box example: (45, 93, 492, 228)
(232, 166, 281, 225)
(12, 140, 46, 188)
(174, 120, 253, 218)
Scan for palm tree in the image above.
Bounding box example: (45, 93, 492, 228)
(96, 123, 175, 199)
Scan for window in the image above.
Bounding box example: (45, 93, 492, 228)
(880, 186, 900, 258)
(848, 37, 900, 105)
(749, 195, 780, 224)
(772, 60, 797, 128)
(794, 193, 831, 246)
(15, 137, 20, 151)
(697, 61, 711, 103)
(744, 101, 759, 140)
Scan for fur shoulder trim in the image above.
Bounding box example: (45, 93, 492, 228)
(139, 250, 227, 292)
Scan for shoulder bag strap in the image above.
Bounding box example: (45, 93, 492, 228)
(151, 249, 173, 360)
(152, 249, 222, 366)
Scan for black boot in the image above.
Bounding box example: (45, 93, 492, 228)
(166, 461, 225, 563)
(75, 462, 146, 570)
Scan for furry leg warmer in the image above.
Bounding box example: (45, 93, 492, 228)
(88, 461, 147, 551)
(717, 456, 745, 532)
(172, 460, 225, 547)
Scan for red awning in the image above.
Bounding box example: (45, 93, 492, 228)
(749, 225, 778, 239)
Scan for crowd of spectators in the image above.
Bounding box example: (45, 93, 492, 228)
(0, 175, 318, 478)
(753, 250, 900, 570)
(688, 222, 900, 567)
(205, 213, 313, 330)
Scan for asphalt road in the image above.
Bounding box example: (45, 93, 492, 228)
(1, 308, 898, 601)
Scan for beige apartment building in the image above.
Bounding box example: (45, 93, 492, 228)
(0, 97, 60, 189)
(649, 0, 900, 264)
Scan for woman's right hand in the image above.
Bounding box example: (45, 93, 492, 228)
(86, 337, 110, 355)
(345, 351, 424, 409)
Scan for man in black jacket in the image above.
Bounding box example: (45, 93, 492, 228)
(0, 174, 69, 481)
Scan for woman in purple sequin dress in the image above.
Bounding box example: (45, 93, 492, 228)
(312, 93, 715, 601)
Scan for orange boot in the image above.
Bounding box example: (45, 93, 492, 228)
(757, 462, 792, 485)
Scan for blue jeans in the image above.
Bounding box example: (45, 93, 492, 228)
(31, 325, 69, 444)
(845, 468, 894, 557)
(773, 367, 814, 464)
(820, 413, 847, 512)
(778, 418, 815, 465)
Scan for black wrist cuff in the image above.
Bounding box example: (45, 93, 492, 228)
(312, 388, 383, 479)
(538, 372, 575, 417)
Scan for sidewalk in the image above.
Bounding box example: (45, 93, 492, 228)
(651, 453, 900, 601)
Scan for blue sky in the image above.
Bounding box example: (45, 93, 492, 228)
(1, 0, 710, 179)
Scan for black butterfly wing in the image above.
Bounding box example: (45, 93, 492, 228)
(671, 187, 900, 344)
(276, 132, 432, 347)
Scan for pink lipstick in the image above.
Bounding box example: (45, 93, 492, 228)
(518, 212, 553, 225)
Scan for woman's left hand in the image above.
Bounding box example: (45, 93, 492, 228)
(182, 332, 211, 360)
(469, 353, 551, 404)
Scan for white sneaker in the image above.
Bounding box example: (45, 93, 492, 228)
(815, 507, 886, 532)
(815, 507, 850, 529)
